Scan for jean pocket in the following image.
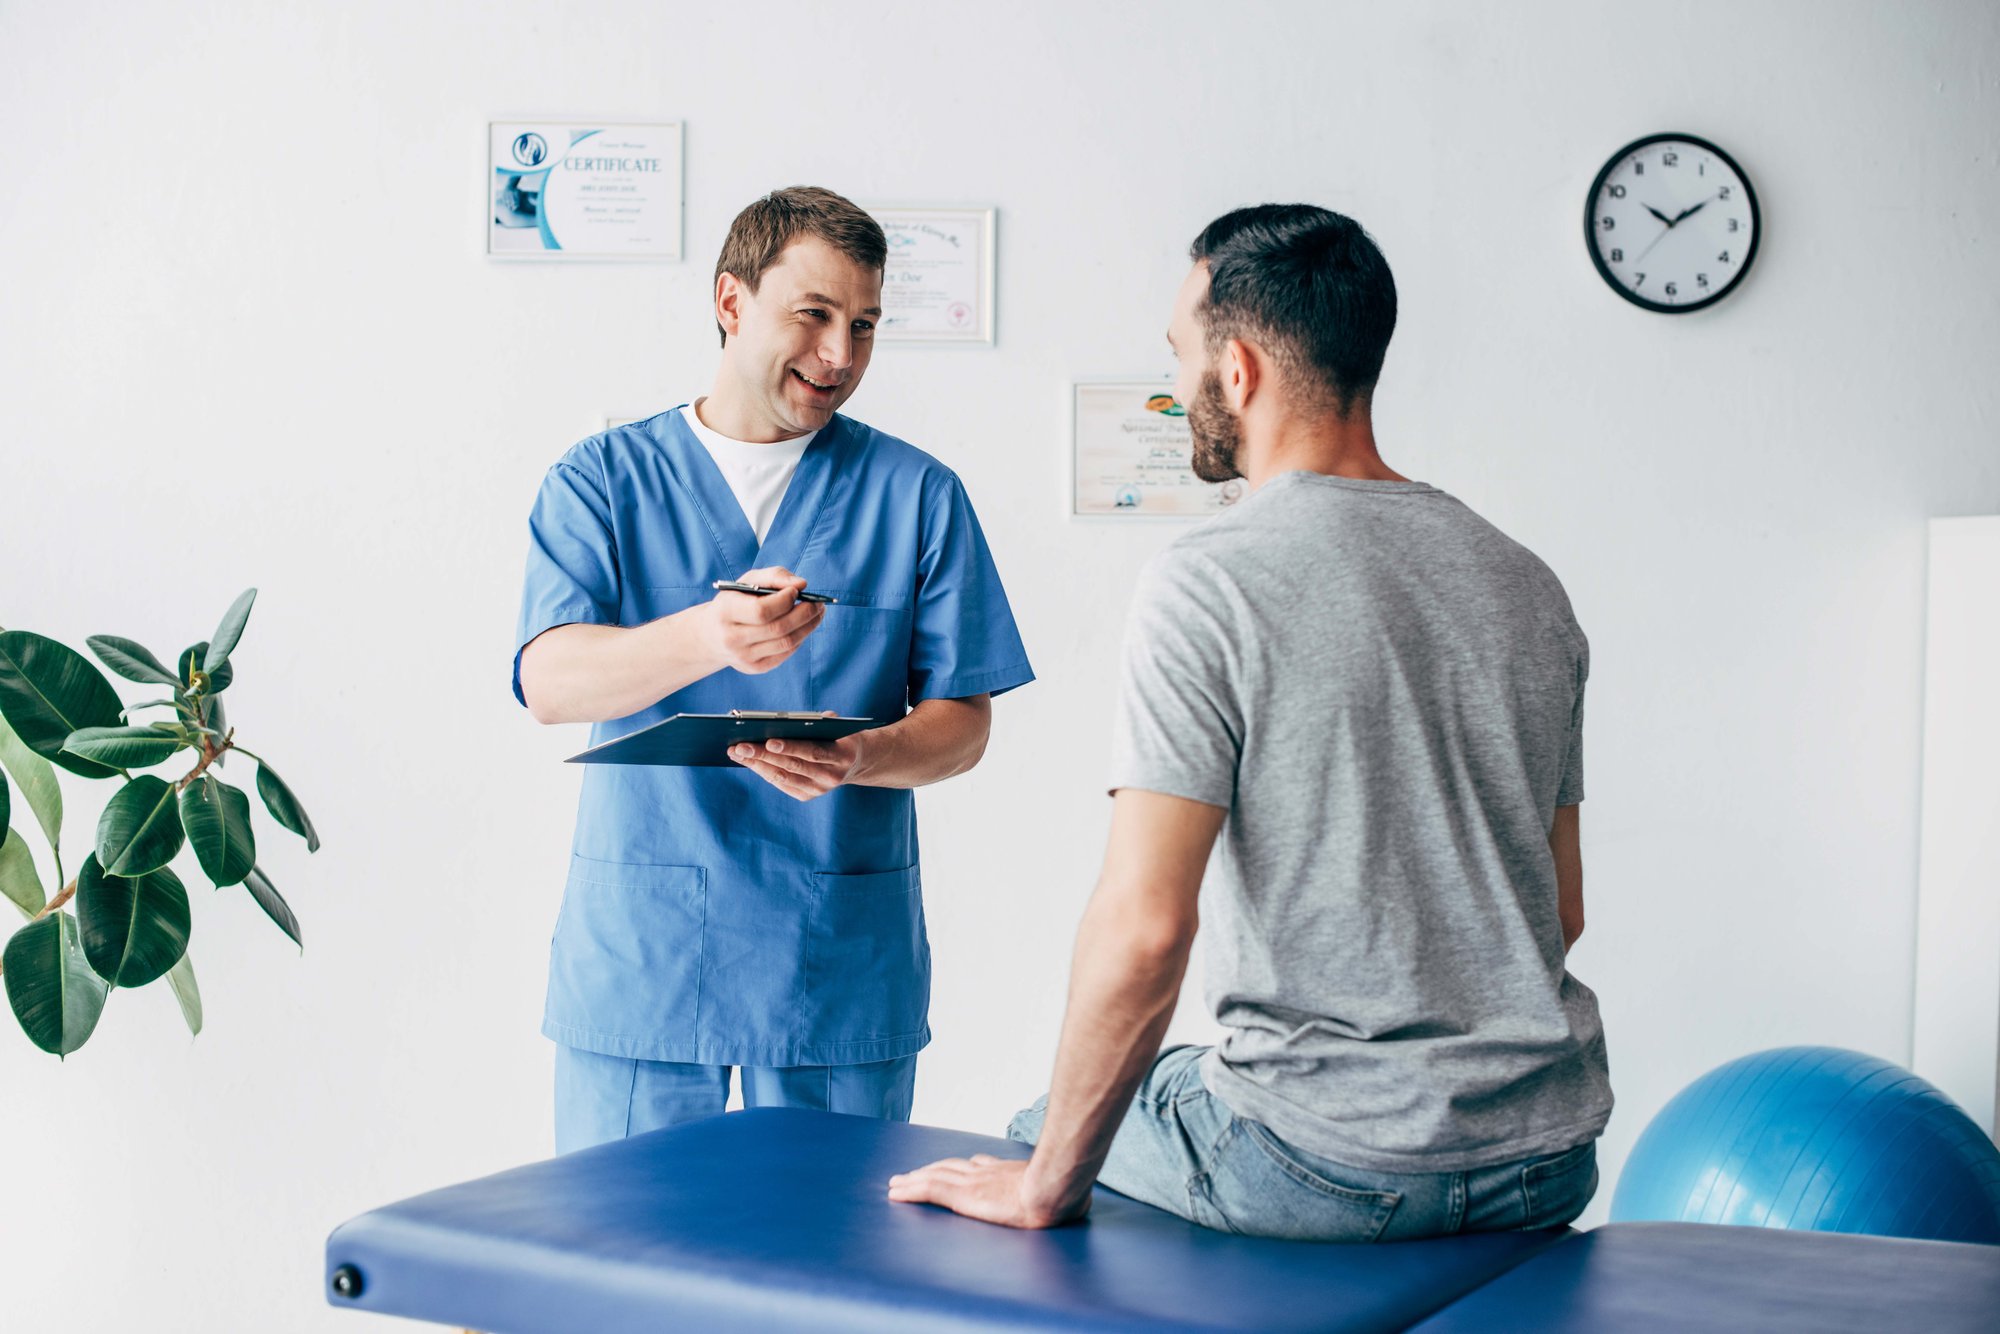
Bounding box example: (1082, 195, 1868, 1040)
(1211, 1120, 1403, 1241)
(1521, 1141, 1599, 1227)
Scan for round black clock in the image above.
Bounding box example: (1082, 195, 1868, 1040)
(1586, 133, 1761, 313)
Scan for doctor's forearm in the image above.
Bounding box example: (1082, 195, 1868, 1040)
(519, 613, 720, 725)
(849, 695, 992, 788)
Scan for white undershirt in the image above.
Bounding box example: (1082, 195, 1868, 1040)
(680, 402, 813, 545)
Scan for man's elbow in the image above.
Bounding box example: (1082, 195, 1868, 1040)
(1560, 908, 1585, 952)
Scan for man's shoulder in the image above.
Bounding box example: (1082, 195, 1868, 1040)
(550, 407, 684, 476)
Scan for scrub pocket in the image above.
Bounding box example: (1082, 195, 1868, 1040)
(547, 857, 706, 1042)
(800, 866, 928, 1046)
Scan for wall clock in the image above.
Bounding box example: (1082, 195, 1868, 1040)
(1586, 133, 1760, 313)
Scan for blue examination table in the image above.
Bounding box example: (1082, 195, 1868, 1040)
(326, 1108, 2000, 1332)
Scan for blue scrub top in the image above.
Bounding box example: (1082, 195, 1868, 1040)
(515, 408, 1034, 1067)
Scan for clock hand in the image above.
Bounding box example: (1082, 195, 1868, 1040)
(1631, 223, 1675, 266)
(1644, 204, 1676, 228)
(1670, 199, 1712, 225)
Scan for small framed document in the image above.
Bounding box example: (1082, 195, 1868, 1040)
(1071, 380, 1247, 519)
(488, 121, 683, 260)
(873, 206, 995, 343)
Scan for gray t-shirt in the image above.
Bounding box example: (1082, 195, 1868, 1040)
(1111, 470, 1612, 1173)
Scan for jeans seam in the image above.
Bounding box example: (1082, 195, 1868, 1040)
(1241, 1120, 1402, 1211)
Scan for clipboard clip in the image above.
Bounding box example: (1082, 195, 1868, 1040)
(727, 710, 837, 722)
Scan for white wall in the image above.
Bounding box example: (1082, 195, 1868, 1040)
(2, 2, 1995, 1328)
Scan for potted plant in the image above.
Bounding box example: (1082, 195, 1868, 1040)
(0, 589, 317, 1055)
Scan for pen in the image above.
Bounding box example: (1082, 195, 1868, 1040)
(711, 580, 838, 605)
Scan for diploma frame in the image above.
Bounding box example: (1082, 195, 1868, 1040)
(870, 205, 997, 344)
(1068, 378, 1247, 520)
(487, 120, 685, 262)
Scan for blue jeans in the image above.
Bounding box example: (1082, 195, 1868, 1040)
(554, 1045, 918, 1154)
(1006, 1046, 1598, 1242)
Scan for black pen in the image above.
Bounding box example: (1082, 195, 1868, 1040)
(711, 580, 838, 605)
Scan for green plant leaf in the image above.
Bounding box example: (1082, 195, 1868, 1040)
(96, 775, 184, 876)
(1, 767, 8, 833)
(1, 829, 44, 918)
(4, 913, 108, 1056)
(243, 864, 301, 949)
(177, 643, 233, 696)
(180, 776, 255, 887)
(166, 949, 202, 1037)
(0, 630, 124, 778)
(204, 590, 257, 675)
(205, 695, 228, 766)
(86, 635, 182, 687)
(77, 853, 190, 988)
(0, 714, 62, 849)
(63, 724, 186, 769)
(254, 761, 319, 853)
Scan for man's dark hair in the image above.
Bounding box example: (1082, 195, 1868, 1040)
(1189, 204, 1396, 415)
(714, 186, 887, 346)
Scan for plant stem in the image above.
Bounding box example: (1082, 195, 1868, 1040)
(175, 728, 236, 794)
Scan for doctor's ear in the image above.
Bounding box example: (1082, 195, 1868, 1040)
(715, 272, 747, 345)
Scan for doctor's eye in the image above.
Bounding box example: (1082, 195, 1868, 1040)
(799, 307, 827, 321)
(853, 320, 875, 336)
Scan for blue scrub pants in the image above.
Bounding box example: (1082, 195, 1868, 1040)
(554, 1045, 919, 1155)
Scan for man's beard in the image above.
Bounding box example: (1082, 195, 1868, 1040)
(1187, 370, 1244, 484)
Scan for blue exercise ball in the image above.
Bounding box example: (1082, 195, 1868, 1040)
(1611, 1046, 2000, 1244)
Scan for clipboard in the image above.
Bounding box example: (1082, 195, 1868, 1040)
(565, 711, 875, 767)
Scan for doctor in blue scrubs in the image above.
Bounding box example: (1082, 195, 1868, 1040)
(514, 187, 1034, 1152)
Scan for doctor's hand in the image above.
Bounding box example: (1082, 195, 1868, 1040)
(886, 1154, 1087, 1230)
(730, 730, 867, 801)
(702, 566, 824, 675)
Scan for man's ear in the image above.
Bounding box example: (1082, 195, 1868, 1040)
(715, 272, 745, 341)
(1223, 337, 1261, 413)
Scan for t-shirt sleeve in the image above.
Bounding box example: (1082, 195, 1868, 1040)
(907, 472, 1035, 704)
(513, 456, 622, 706)
(1556, 631, 1589, 806)
(1107, 548, 1242, 809)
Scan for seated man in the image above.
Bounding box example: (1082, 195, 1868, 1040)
(891, 204, 1612, 1241)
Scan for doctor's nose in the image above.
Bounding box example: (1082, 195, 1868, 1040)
(816, 328, 856, 372)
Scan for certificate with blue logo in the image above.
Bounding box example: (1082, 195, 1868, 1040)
(488, 122, 683, 260)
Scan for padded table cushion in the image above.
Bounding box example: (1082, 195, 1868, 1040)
(1410, 1221, 2000, 1332)
(326, 1108, 1568, 1332)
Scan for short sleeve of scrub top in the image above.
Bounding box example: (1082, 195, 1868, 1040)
(910, 471, 1034, 705)
(513, 455, 621, 706)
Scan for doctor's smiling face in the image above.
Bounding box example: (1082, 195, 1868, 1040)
(707, 187, 888, 443)
(715, 237, 882, 440)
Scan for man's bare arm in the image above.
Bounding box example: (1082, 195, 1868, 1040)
(518, 566, 824, 725)
(889, 789, 1224, 1227)
(1551, 803, 1584, 952)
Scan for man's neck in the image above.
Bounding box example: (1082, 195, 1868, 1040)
(695, 382, 810, 445)
(1243, 410, 1407, 491)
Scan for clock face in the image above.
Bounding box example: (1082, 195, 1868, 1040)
(1586, 134, 1760, 313)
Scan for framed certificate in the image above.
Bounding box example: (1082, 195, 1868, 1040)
(1070, 380, 1247, 519)
(872, 206, 995, 343)
(488, 122, 683, 260)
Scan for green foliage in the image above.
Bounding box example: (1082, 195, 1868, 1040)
(77, 855, 191, 988)
(1, 829, 44, 918)
(0, 714, 62, 848)
(96, 775, 185, 877)
(3, 913, 108, 1056)
(64, 724, 187, 770)
(255, 762, 318, 853)
(181, 777, 255, 887)
(0, 589, 317, 1056)
(0, 631, 124, 778)
(244, 865, 301, 950)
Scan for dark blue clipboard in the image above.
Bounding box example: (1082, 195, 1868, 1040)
(565, 712, 874, 767)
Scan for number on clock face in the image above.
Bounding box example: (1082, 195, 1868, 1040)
(1586, 134, 1760, 313)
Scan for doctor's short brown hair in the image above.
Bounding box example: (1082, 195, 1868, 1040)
(714, 186, 887, 346)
